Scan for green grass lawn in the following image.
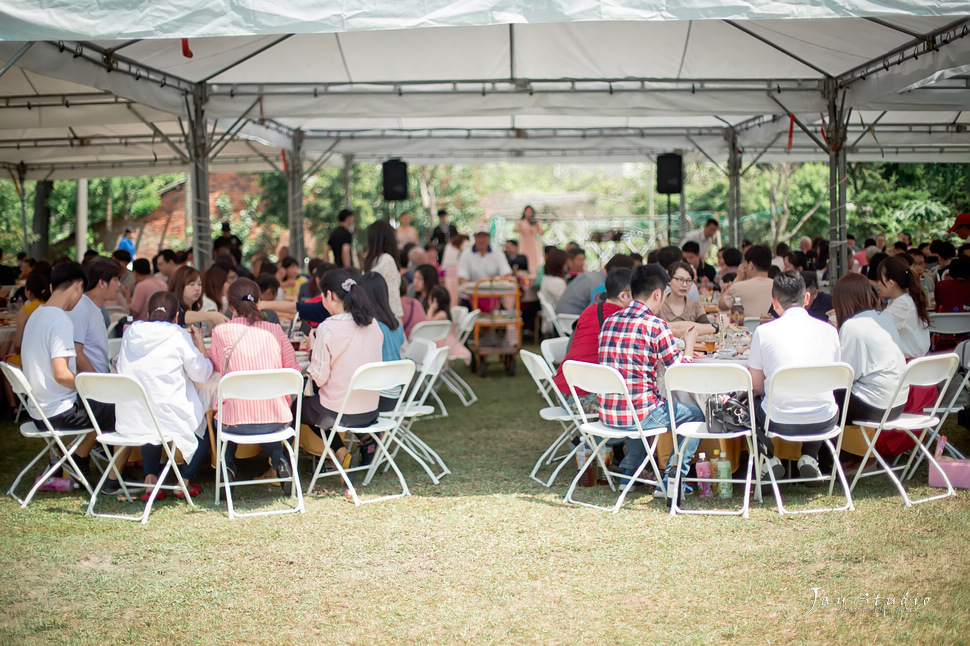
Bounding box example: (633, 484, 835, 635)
(1, 351, 968, 645)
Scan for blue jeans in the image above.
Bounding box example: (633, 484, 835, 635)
(617, 400, 704, 484)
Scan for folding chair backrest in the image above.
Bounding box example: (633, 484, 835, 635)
(664, 363, 752, 395)
(537, 293, 564, 336)
(450, 306, 469, 328)
(348, 360, 417, 393)
(562, 360, 627, 397)
(540, 337, 569, 369)
(455, 309, 481, 346)
(901, 353, 959, 389)
(218, 369, 305, 401)
(521, 350, 555, 384)
(409, 320, 452, 344)
(557, 314, 580, 336)
(108, 338, 123, 362)
(768, 363, 854, 400)
(75, 373, 164, 439)
(0, 361, 56, 433)
(928, 312, 970, 335)
(404, 338, 436, 366)
(409, 346, 451, 409)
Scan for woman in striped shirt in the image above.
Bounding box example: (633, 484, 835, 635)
(209, 278, 300, 495)
(301, 269, 384, 469)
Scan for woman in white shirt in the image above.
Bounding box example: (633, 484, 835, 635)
(118, 291, 214, 499)
(362, 220, 403, 320)
(877, 255, 931, 359)
(833, 273, 907, 422)
(538, 248, 568, 335)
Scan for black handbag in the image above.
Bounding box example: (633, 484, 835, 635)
(705, 393, 751, 433)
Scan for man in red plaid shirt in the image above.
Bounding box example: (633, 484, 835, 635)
(598, 264, 704, 495)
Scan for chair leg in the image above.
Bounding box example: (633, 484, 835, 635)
(281, 439, 305, 514)
(563, 437, 606, 509)
(8, 440, 55, 506)
(529, 428, 574, 486)
(544, 441, 582, 488)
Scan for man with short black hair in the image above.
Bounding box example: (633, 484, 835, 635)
(328, 209, 355, 268)
(597, 264, 704, 496)
(717, 246, 743, 281)
(154, 249, 178, 282)
(118, 227, 136, 256)
(565, 247, 586, 280)
(430, 209, 459, 259)
(68, 258, 121, 374)
(680, 218, 719, 258)
(21, 261, 121, 491)
(718, 244, 774, 316)
(557, 254, 636, 315)
(130, 258, 168, 320)
(504, 239, 528, 273)
(747, 271, 841, 480)
(681, 240, 717, 284)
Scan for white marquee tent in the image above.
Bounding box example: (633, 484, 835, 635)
(1, 1, 968, 272)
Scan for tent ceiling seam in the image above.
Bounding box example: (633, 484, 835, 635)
(334, 33, 353, 84)
(676, 21, 692, 80)
(201, 35, 292, 83)
(863, 17, 924, 39)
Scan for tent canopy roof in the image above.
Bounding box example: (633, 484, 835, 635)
(0, 3, 968, 176)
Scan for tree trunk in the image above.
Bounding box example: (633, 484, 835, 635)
(31, 180, 53, 260)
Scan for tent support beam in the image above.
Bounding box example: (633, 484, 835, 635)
(0, 42, 33, 80)
(849, 110, 887, 149)
(208, 99, 260, 162)
(243, 140, 281, 172)
(287, 130, 305, 265)
(342, 154, 354, 211)
(686, 136, 727, 176)
(75, 177, 87, 261)
(187, 85, 212, 271)
(726, 130, 742, 248)
(741, 133, 781, 175)
(303, 140, 340, 180)
(15, 164, 29, 254)
(767, 94, 829, 152)
(126, 104, 189, 162)
(723, 20, 833, 78)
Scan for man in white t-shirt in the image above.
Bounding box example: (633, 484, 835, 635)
(680, 218, 719, 259)
(21, 262, 121, 491)
(68, 258, 121, 374)
(747, 271, 841, 480)
(458, 224, 512, 284)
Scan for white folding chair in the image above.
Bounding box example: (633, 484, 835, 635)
(107, 338, 123, 362)
(1, 361, 96, 507)
(76, 373, 196, 524)
(214, 369, 305, 519)
(306, 360, 416, 505)
(540, 337, 570, 370)
(760, 363, 856, 515)
(557, 313, 580, 337)
(409, 320, 453, 344)
(905, 341, 970, 479)
(663, 363, 761, 518)
(850, 353, 959, 507)
(537, 292, 568, 338)
(521, 350, 589, 487)
(374, 344, 452, 485)
(562, 360, 666, 513)
(450, 306, 469, 330)
(439, 309, 480, 407)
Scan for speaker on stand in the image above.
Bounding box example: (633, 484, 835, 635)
(382, 159, 408, 201)
(656, 153, 683, 245)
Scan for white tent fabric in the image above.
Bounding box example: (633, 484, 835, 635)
(2, 1, 968, 41)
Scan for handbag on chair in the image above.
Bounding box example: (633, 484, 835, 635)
(705, 393, 751, 434)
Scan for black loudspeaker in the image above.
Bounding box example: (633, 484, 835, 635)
(656, 153, 683, 195)
(382, 159, 408, 201)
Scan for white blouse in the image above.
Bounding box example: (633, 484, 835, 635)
(371, 252, 404, 319)
(879, 293, 930, 359)
(840, 310, 908, 409)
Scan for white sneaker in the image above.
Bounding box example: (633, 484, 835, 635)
(761, 456, 784, 479)
(798, 455, 822, 479)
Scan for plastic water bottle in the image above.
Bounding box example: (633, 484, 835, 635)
(709, 450, 721, 495)
(730, 297, 745, 328)
(696, 452, 713, 499)
(717, 454, 733, 498)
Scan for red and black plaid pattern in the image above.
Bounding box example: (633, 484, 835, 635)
(597, 301, 688, 427)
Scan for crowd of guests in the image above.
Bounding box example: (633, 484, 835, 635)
(3, 206, 969, 501)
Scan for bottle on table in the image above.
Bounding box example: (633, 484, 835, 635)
(717, 453, 733, 498)
(730, 297, 744, 328)
(709, 450, 721, 495)
(696, 452, 712, 499)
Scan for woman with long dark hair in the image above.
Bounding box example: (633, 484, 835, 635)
(118, 291, 214, 499)
(412, 264, 439, 310)
(169, 266, 204, 313)
(359, 271, 407, 414)
(877, 255, 930, 359)
(301, 269, 384, 467)
(514, 205, 543, 276)
(363, 220, 403, 320)
(202, 265, 229, 314)
(208, 278, 300, 493)
(832, 273, 907, 423)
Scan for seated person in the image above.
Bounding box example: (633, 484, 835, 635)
(831, 273, 907, 423)
(747, 271, 841, 480)
(255, 274, 284, 328)
(68, 258, 122, 374)
(259, 262, 334, 327)
(552, 268, 633, 414)
(598, 265, 703, 495)
(765, 270, 832, 322)
(934, 256, 970, 313)
(558, 253, 637, 315)
(21, 261, 121, 491)
(209, 278, 300, 494)
(719, 244, 774, 317)
(6, 271, 49, 368)
(681, 241, 717, 286)
(658, 261, 717, 338)
(118, 292, 214, 499)
(358, 272, 406, 414)
(299, 270, 384, 469)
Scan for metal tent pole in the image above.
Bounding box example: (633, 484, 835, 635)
(727, 129, 742, 248)
(16, 164, 29, 254)
(825, 80, 849, 281)
(287, 130, 306, 266)
(75, 178, 88, 261)
(187, 86, 212, 271)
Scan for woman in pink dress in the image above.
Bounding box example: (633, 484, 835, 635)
(513, 205, 543, 277)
